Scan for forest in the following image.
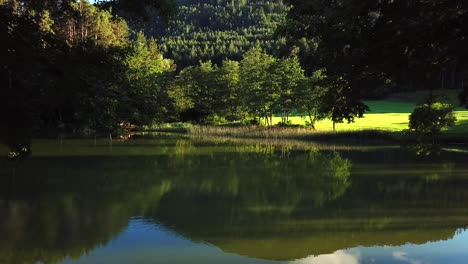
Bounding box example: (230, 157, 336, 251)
(1, 0, 468, 152)
(145, 0, 289, 68)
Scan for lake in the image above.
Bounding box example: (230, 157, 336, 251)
(1, 134, 468, 264)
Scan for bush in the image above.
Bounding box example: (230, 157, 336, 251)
(406, 102, 456, 140)
(276, 120, 304, 128)
(409, 102, 456, 133)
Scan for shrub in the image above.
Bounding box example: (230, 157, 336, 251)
(406, 102, 456, 140)
(276, 120, 304, 128)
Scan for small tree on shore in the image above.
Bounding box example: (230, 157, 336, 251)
(406, 102, 456, 143)
(319, 77, 369, 132)
(296, 70, 327, 129)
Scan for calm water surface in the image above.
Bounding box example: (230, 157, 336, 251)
(1, 134, 468, 264)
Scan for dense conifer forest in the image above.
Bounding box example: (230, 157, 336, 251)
(144, 0, 289, 68)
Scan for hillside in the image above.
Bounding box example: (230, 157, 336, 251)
(146, 0, 289, 68)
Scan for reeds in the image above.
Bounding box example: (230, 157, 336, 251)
(188, 125, 397, 144)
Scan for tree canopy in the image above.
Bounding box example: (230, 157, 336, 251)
(145, 0, 289, 68)
(0, 0, 176, 151)
(282, 0, 468, 97)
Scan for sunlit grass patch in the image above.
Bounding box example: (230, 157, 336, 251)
(274, 111, 468, 135)
(271, 114, 412, 132)
(271, 93, 468, 137)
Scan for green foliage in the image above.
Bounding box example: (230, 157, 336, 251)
(239, 48, 277, 124)
(217, 59, 242, 120)
(58, 43, 130, 133)
(147, 0, 289, 68)
(169, 58, 245, 123)
(0, 0, 176, 149)
(0, 3, 57, 145)
(98, 0, 178, 21)
(407, 102, 456, 137)
(169, 61, 219, 122)
(319, 77, 369, 131)
(270, 55, 306, 123)
(404, 101, 457, 155)
(295, 70, 327, 129)
(168, 48, 368, 129)
(282, 0, 468, 103)
(169, 48, 311, 124)
(125, 32, 176, 125)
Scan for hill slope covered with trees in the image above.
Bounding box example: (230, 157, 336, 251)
(145, 0, 289, 68)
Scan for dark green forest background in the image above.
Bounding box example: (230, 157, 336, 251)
(145, 0, 289, 68)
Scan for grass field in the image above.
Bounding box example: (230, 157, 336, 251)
(269, 90, 468, 137)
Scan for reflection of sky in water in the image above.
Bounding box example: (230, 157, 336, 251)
(62, 219, 468, 264)
(350, 229, 468, 264)
(291, 230, 468, 264)
(62, 218, 275, 264)
(290, 250, 360, 264)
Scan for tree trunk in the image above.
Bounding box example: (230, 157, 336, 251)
(79, 0, 84, 39)
(333, 121, 336, 132)
(108, 133, 113, 149)
(270, 110, 273, 127)
(308, 111, 316, 130)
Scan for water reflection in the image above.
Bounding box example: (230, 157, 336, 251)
(1, 135, 468, 263)
(290, 250, 360, 264)
(58, 220, 468, 264)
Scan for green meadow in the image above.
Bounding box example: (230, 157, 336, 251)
(272, 90, 468, 138)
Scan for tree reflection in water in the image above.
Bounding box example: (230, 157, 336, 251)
(0, 136, 468, 263)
